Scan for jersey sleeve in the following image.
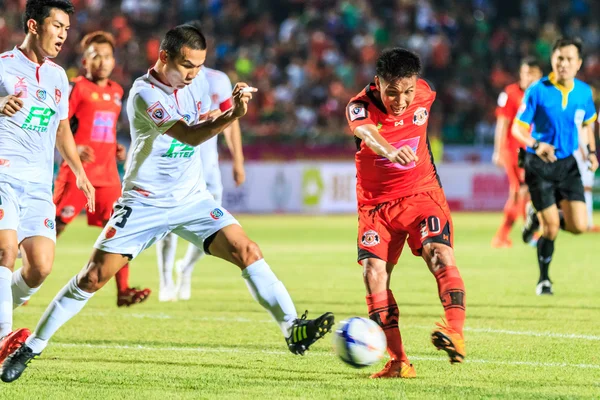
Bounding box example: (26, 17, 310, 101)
(495, 90, 510, 118)
(346, 100, 377, 133)
(583, 87, 597, 125)
(216, 73, 233, 112)
(133, 87, 179, 134)
(515, 84, 538, 128)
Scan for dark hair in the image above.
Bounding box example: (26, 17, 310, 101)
(23, 0, 75, 34)
(552, 37, 583, 58)
(376, 48, 422, 82)
(520, 56, 542, 70)
(80, 31, 115, 53)
(160, 24, 207, 58)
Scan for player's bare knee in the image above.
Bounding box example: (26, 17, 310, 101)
(77, 266, 102, 292)
(424, 244, 455, 273)
(542, 223, 559, 240)
(239, 240, 263, 266)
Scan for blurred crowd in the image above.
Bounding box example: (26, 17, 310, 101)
(1, 0, 599, 157)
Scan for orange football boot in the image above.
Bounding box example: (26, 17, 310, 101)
(431, 319, 465, 364)
(370, 360, 416, 379)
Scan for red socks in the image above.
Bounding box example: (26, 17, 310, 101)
(115, 264, 130, 294)
(366, 290, 408, 362)
(433, 265, 466, 336)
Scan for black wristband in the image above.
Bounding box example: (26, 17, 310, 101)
(532, 141, 540, 150)
(587, 144, 595, 154)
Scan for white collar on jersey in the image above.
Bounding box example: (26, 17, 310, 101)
(146, 68, 175, 95)
(13, 46, 45, 69)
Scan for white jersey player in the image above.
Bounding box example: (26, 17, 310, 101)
(573, 106, 599, 231)
(156, 65, 246, 302)
(1, 24, 334, 384)
(0, 0, 94, 366)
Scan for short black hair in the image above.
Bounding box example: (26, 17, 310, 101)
(23, 0, 75, 34)
(80, 31, 115, 53)
(160, 24, 207, 59)
(520, 56, 542, 70)
(376, 48, 422, 82)
(552, 37, 583, 58)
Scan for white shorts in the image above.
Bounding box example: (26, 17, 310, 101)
(574, 150, 595, 188)
(0, 175, 56, 243)
(95, 190, 238, 259)
(200, 138, 223, 205)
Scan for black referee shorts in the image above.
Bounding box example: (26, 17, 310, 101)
(524, 152, 585, 211)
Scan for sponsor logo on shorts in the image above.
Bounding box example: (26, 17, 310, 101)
(44, 218, 55, 230)
(210, 208, 224, 220)
(36, 89, 47, 101)
(60, 206, 76, 219)
(105, 226, 117, 239)
(361, 230, 380, 247)
(0, 209, 4, 220)
(412, 107, 429, 126)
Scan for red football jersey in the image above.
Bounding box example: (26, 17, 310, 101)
(495, 82, 525, 154)
(346, 80, 441, 205)
(56, 76, 123, 187)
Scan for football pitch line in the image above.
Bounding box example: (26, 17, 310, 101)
(95, 312, 600, 341)
(52, 342, 600, 370)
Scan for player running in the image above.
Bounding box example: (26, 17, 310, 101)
(53, 31, 151, 307)
(491, 57, 542, 248)
(515, 37, 598, 295)
(157, 64, 245, 302)
(0, 0, 94, 364)
(346, 48, 466, 379)
(0, 24, 333, 383)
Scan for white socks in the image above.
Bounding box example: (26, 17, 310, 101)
(242, 259, 297, 337)
(25, 276, 94, 354)
(585, 190, 593, 228)
(0, 266, 13, 337)
(156, 233, 178, 289)
(180, 244, 204, 276)
(12, 268, 41, 309)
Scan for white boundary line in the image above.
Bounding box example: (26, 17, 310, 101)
(92, 312, 600, 341)
(52, 342, 600, 370)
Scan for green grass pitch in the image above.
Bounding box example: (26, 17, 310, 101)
(3, 213, 599, 399)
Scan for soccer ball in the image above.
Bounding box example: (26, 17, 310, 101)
(334, 317, 387, 368)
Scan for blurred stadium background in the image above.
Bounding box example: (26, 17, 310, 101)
(1, 0, 599, 213)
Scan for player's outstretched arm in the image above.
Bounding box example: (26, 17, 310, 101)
(492, 116, 508, 166)
(223, 119, 245, 186)
(56, 119, 96, 212)
(165, 83, 257, 147)
(354, 124, 418, 165)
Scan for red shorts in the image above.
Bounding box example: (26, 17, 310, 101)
(504, 153, 525, 192)
(54, 180, 121, 227)
(357, 189, 454, 265)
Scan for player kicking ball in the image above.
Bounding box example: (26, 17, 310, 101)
(346, 48, 466, 378)
(53, 31, 151, 307)
(0, 0, 94, 367)
(0, 24, 334, 383)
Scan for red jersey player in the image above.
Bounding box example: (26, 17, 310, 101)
(346, 48, 466, 378)
(491, 57, 543, 248)
(53, 31, 150, 306)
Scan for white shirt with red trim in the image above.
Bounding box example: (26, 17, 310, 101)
(123, 69, 212, 207)
(198, 66, 233, 167)
(0, 47, 69, 184)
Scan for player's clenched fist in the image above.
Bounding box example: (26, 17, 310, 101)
(231, 82, 257, 118)
(388, 145, 419, 165)
(0, 92, 24, 117)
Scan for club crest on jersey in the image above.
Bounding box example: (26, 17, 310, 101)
(44, 218, 55, 230)
(55, 88, 62, 103)
(182, 114, 191, 124)
(146, 101, 171, 127)
(36, 89, 47, 101)
(349, 102, 367, 121)
(105, 226, 117, 239)
(361, 230, 380, 247)
(0, 209, 4, 221)
(210, 208, 224, 220)
(413, 107, 428, 126)
(60, 206, 75, 219)
(14, 77, 28, 98)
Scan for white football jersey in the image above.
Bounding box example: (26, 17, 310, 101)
(123, 69, 212, 207)
(199, 67, 233, 164)
(0, 47, 69, 184)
